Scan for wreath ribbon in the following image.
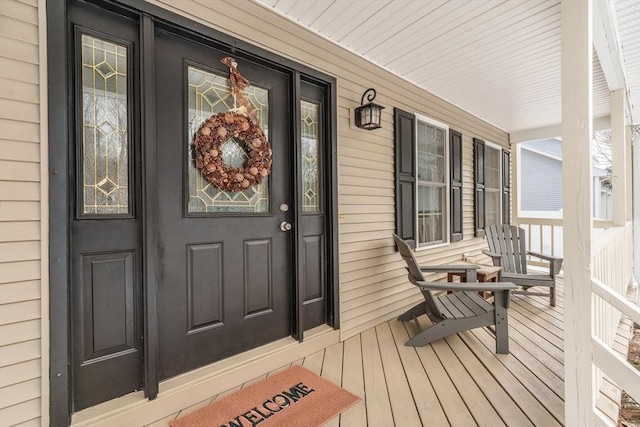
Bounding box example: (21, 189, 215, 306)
(221, 57, 257, 121)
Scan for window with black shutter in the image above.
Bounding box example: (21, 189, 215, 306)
(450, 130, 463, 242)
(395, 108, 459, 249)
(474, 138, 511, 236)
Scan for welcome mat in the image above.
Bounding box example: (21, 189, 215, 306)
(170, 365, 361, 427)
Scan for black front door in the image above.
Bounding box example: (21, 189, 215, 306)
(54, 3, 336, 419)
(154, 31, 293, 379)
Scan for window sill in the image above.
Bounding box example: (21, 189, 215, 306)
(415, 241, 450, 252)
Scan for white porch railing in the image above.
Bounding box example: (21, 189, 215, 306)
(591, 224, 634, 356)
(515, 217, 612, 267)
(590, 222, 639, 426)
(515, 218, 639, 425)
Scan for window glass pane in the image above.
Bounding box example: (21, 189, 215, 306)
(417, 121, 445, 183)
(418, 185, 444, 244)
(301, 100, 321, 212)
(81, 34, 130, 215)
(485, 145, 500, 190)
(187, 66, 269, 213)
(486, 190, 500, 227)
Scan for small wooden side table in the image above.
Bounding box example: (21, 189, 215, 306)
(446, 261, 501, 283)
(446, 261, 502, 298)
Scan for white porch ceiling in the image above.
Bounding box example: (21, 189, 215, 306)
(256, 0, 640, 134)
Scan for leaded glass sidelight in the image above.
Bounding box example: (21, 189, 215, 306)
(187, 66, 269, 213)
(81, 34, 130, 215)
(301, 100, 321, 212)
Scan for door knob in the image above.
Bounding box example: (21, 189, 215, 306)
(280, 221, 292, 232)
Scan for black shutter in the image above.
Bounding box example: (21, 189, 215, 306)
(473, 138, 486, 237)
(394, 108, 416, 248)
(449, 130, 463, 242)
(502, 149, 511, 224)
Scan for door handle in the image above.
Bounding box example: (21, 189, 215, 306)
(280, 221, 292, 232)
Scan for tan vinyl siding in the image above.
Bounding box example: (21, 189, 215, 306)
(0, 0, 43, 425)
(0, 398, 40, 427)
(147, 0, 509, 341)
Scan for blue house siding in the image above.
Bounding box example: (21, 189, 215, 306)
(520, 149, 563, 211)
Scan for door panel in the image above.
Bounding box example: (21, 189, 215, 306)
(154, 30, 292, 379)
(186, 243, 223, 331)
(243, 239, 274, 317)
(69, 1, 143, 411)
(80, 251, 135, 357)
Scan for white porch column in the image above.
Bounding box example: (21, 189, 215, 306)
(626, 126, 633, 221)
(611, 89, 627, 226)
(561, 0, 594, 425)
(634, 132, 640, 283)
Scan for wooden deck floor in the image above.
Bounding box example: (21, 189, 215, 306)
(148, 280, 630, 426)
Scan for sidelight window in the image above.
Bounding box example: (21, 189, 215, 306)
(79, 33, 131, 216)
(301, 100, 321, 212)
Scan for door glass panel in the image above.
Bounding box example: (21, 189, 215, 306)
(80, 34, 130, 215)
(187, 66, 269, 213)
(301, 100, 320, 212)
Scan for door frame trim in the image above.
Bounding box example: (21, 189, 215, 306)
(47, 1, 70, 425)
(47, 0, 339, 425)
(140, 13, 160, 401)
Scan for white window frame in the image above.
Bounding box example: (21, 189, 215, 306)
(484, 141, 503, 227)
(414, 113, 450, 250)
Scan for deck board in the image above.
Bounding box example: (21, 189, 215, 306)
(444, 333, 534, 427)
(148, 279, 634, 426)
(412, 325, 476, 425)
(388, 320, 449, 427)
(468, 328, 564, 425)
(321, 342, 344, 427)
(360, 328, 395, 427)
(461, 331, 559, 427)
(430, 338, 506, 426)
(374, 322, 422, 427)
(340, 335, 367, 427)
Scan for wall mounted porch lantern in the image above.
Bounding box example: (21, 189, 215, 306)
(355, 88, 384, 130)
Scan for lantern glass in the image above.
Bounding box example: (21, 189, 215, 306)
(361, 106, 372, 126)
(355, 102, 384, 130)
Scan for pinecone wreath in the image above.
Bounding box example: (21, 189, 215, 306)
(193, 57, 272, 191)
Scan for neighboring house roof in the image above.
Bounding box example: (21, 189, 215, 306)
(520, 138, 609, 176)
(521, 138, 563, 159)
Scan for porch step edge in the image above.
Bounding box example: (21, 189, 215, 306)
(70, 326, 339, 427)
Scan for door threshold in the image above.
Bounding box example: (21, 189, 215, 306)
(70, 325, 339, 427)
